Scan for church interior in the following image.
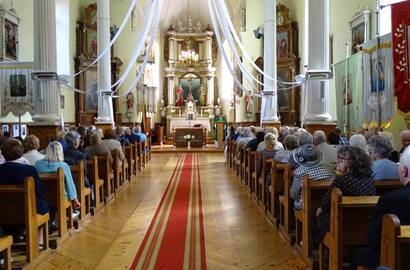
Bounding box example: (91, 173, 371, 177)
(1, 0, 410, 269)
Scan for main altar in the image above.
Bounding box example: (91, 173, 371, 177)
(163, 17, 217, 145)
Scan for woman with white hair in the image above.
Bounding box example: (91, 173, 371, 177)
(35, 141, 80, 209)
(349, 134, 368, 152)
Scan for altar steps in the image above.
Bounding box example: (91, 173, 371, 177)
(151, 145, 224, 153)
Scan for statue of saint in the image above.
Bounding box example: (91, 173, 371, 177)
(126, 93, 134, 112)
(175, 85, 184, 106)
(199, 83, 207, 106)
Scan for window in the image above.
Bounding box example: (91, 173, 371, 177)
(379, 0, 406, 35)
(55, 0, 70, 75)
(220, 40, 234, 101)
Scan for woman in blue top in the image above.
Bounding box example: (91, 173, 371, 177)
(35, 141, 80, 209)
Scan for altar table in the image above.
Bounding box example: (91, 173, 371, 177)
(173, 127, 206, 147)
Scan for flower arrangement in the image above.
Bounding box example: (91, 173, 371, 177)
(183, 134, 195, 141)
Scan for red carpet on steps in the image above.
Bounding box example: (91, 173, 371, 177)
(130, 153, 206, 270)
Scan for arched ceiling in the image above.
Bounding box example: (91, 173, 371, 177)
(159, 0, 243, 31)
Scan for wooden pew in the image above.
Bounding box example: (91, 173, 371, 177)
(251, 151, 261, 201)
(241, 145, 248, 186)
(0, 177, 49, 263)
(124, 145, 135, 178)
(70, 160, 91, 221)
(140, 141, 146, 168)
(111, 149, 123, 193)
(267, 161, 288, 226)
(380, 214, 410, 270)
(246, 150, 256, 194)
(235, 143, 244, 178)
(0, 235, 12, 270)
(278, 165, 294, 242)
(374, 179, 402, 195)
(87, 156, 104, 211)
(229, 141, 236, 169)
(40, 168, 73, 240)
(95, 153, 115, 202)
(258, 157, 272, 211)
(134, 143, 143, 172)
(294, 175, 332, 266)
(319, 188, 379, 270)
(147, 135, 152, 161)
(226, 139, 231, 166)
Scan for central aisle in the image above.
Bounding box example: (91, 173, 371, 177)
(35, 153, 305, 270)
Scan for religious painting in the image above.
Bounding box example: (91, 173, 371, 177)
(277, 31, 289, 59)
(178, 73, 200, 105)
(12, 124, 19, 137)
(4, 18, 17, 61)
(350, 9, 370, 54)
(9, 74, 26, 97)
(85, 69, 98, 112)
(277, 69, 290, 110)
(21, 124, 27, 139)
(85, 29, 98, 59)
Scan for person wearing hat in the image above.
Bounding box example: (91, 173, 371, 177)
(311, 146, 376, 249)
(290, 143, 336, 210)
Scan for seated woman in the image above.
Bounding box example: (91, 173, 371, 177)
(274, 134, 298, 163)
(85, 133, 113, 166)
(259, 133, 278, 188)
(35, 141, 80, 209)
(64, 131, 89, 187)
(368, 135, 400, 180)
(22, 135, 45, 166)
(0, 139, 49, 214)
(311, 146, 376, 248)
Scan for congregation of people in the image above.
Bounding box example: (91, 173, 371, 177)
(0, 124, 149, 264)
(225, 125, 410, 269)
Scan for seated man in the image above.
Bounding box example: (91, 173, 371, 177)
(101, 129, 125, 163)
(313, 130, 337, 164)
(134, 125, 146, 142)
(290, 144, 336, 210)
(0, 139, 49, 214)
(353, 147, 410, 269)
(125, 128, 140, 144)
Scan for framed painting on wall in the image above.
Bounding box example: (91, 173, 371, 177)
(0, 8, 20, 62)
(85, 28, 98, 59)
(350, 9, 370, 54)
(85, 69, 98, 112)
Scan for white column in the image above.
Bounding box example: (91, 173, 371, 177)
(168, 76, 175, 106)
(96, 0, 114, 124)
(207, 76, 214, 106)
(303, 0, 332, 122)
(32, 0, 60, 123)
(261, 0, 279, 124)
(206, 37, 212, 65)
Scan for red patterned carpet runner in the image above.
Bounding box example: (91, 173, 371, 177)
(130, 154, 206, 270)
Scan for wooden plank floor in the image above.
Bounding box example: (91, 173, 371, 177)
(34, 153, 306, 270)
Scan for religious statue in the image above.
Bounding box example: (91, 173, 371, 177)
(199, 83, 207, 106)
(245, 92, 254, 113)
(175, 85, 184, 106)
(126, 92, 134, 112)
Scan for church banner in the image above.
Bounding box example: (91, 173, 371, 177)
(391, 1, 410, 113)
(0, 62, 34, 117)
(362, 34, 394, 129)
(334, 52, 363, 132)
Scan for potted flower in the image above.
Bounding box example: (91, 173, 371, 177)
(183, 134, 195, 150)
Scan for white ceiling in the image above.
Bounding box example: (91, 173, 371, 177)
(159, 0, 243, 31)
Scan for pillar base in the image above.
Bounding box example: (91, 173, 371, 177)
(32, 113, 61, 123)
(303, 121, 337, 138)
(261, 120, 281, 130)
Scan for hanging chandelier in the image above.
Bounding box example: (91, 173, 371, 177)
(179, 39, 198, 64)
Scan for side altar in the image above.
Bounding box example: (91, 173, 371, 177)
(163, 17, 218, 141)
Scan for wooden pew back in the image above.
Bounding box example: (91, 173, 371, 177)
(319, 188, 379, 270)
(40, 168, 72, 238)
(124, 145, 135, 178)
(295, 175, 332, 265)
(70, 160, 91, 220)
(87, 156, 104, 210)
(0, 177, 49, 262)
(380, 214, 410, 270)
(278, 163, 294, 242)
(374, 180, 402, 195)
(95, 153, 114, 202)
(269, 161, 287, 225)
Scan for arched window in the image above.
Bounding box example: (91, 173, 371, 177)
(220, 40, 234, 101)
(55, 0, 70, 75)
(379, 0, 406, 35)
